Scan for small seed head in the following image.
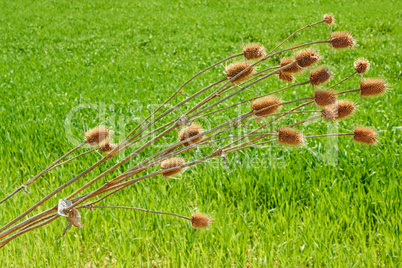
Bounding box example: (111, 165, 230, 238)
(330, 32, 356, 49)
(277, 71, 294, 82)
(225, 62, 254, 84)
(314, 90, 337, 106)
(251, 97, 282, 117)
(280, 58, 301, 73)
(191, 214, 212, 229)
(353, 127, 377, 144)
(278, 127, 304, 146)
(322, 100, 355, 120)
(160, 158, 186, 178)
(85, 126, 110, 145)
(354, 58, 370, 74)
(243, 44, 266, 60)
(178, 124, 203, 146)
(310, 67, 332, 86)
(323, 14, 334, 25)
(99, 140, 116, 153)
(359, 79, 386, 97)
(295, 49, 320, 68)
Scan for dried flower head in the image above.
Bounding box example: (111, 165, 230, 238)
(191, 214, 212, 229)
(295, 49, 320, 68)
(330, 32, 356, 49)
(280, 58, 301, 73)
(309, 67, 332, 86)
(278, 127, 304, 146)
(277, 71, 294, 82)
(99, 140, 116, 153)
(225, 61, 254, 84)
(251, 97, 282, 117)
(314, 90, 337, 106)
(323, 14, 334, 25)
(354, 58, 370, 74)
(359, 79, 386, 97)
(178, 124, 204, 146)
(322, 100, 355, 120)
(85, 126, 110, 145)
(243, 44, 265, 60)
(353, 127, 377, 144)
(160, 158, 186, 178)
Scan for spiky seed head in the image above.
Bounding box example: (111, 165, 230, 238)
(322, 100, 356, 120)
(178, 124, 203, 146)
(359, 79, 386, 97)
(314, 90, 337, 106)
(243, 44, 266, 60)
(99, 140, 116, 153)
(251, 97, 282, 117)
(353, 127, 377, 144)
(277, 71, 294, 82)
(225, 62, 254, 84)
(160, 158, 186, 178)
(309, 67, 332, 86)
(323, 14, 334, 25)
(330, 32, 356, 49)
(295, 49, 320, 68)
(354, 58, 370, 74)
(278, 127, 304, 146)
(280, 58, 302, 73)
(85, 126, 110, 145)
(191, 214, 212, 229)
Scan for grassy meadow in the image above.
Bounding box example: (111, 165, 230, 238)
(0, 0, 401, 266)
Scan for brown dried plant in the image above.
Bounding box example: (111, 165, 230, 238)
(0, 14, 387, 248)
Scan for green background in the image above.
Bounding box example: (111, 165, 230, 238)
(0, 0, 400, 266)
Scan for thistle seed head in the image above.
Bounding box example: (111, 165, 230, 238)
(353, 127, 377, 144)
(314, 90, 337, 106)
(330, 32, 356, 49)
(277, 71, 295, 82)
(243, 44, 266, 60)
(295, 49, 320, 68)
(280, 58, 302, 73)
(323, 14, 334, 25)
(359, 79, 386, 97)
(309, 67, 332, 86)
(178, 124, 204, 146)
(191, 214, 212, 229)
(354, 58, 370, 74)
(99, 140, 116, 153)
(225, 62, 254, 84)
(322, 100, 355, 120)
(251, 97, 282, 117)
(85, 126, 110, 145)
(278, 127, 304, 146)
(160, 158, 186, 178)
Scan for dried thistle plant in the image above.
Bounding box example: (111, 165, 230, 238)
(0, 14, 388, 248)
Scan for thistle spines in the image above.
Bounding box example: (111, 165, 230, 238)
(225, 62, 254, 84)
(353, 127, 377, 144)
(243, 44, 266, 60)
(330, 32, 356, 49)
(85, 126, 110, 145)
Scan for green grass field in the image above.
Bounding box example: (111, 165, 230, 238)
(0, 0, 401, 266)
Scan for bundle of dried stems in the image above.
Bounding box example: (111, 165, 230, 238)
(0, 14, 386, 248)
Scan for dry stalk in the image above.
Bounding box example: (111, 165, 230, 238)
(0, 15, 384, 248)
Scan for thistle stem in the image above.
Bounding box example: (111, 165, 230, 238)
(305, 133, 353, 138)
(267, 20, 326, 54)
(87, 206, 191, 221)
(114, 53, 243, 149)
(50, 148, 98, 169)
(0, 141, 86, 205)
(326, 71, 357, 90)
(337, 89, 360, 95)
